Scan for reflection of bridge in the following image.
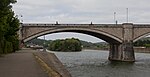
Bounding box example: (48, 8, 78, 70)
(19, 23, 150, 62)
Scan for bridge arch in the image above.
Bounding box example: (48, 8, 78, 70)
(23, 28, 122, 44)
(133, 32, 150, 42)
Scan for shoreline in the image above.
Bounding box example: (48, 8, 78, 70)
(83, 48, 150, 53)
(39, 48, 150, 53)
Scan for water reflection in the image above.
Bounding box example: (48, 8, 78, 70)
(48, 50, 150, 77)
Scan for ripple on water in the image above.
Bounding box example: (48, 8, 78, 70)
(48, 50, 150, 77)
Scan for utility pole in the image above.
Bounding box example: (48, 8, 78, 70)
(126, 8, 129, 23)
(114, 12, 116, 24)
(114, 12, 117, 25)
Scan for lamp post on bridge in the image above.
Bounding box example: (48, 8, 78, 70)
(114, 12, 118, 25)
(126, 8, 129, 23)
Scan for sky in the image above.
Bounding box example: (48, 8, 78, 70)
(12, 0, 150, 43)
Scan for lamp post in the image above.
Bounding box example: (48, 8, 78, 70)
(114, 12, 116, 23)
(114, 12, 117, 25)
(126, 8, 129, 23)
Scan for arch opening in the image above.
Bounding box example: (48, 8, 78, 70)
(23, 28, 122, 44)
(133, 32, 150, 43)
(133, 33, 150, 53)
(38, 32, 104, 43)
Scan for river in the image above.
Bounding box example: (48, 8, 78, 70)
(47, 49, 150, 77)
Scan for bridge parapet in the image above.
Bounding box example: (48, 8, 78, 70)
(22, 23, 122, 28)
(133, 24, 150, 28)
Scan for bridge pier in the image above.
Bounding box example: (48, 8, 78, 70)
(108, 23, 135, 62)
(109, 42, 135, 62)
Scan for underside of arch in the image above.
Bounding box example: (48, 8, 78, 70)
(23, 28, 122, 44)
(133, 32, 150, 42)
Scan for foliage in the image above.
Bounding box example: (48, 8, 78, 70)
(49, 38, 82, 52)
(81, 40, 109, 50)
(134, 37, 150, 47)
(0, 0, 19, 54)
(145, 44, 150, 47)
(26, 38, 109, 50)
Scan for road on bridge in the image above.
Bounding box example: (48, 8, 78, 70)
(0, 48, 49, 77)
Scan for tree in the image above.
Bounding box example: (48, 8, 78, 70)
(0, 0, 19, 54)
(49, 38, 82, 52)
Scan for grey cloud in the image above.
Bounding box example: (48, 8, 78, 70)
(12, 0, 150, 42)
(13, 0, 150, 23)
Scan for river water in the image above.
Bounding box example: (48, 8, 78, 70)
(48, 50, 150, 77)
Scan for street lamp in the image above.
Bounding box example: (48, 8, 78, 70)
(126, 8, 129, 23)
(114, 12, 116, 23)
(114, 12, 118, 25)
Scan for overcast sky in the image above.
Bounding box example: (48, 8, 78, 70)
(13, 0, 150, 42)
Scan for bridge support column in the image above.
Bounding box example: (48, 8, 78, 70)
(109, 23, 135, 62)
(108, 42, 135, 62)
(121, 41, 135, 62)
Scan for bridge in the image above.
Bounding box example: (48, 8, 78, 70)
(19, 23, 150, 62)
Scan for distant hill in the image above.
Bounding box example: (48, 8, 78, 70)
(25, 38, 51, 47)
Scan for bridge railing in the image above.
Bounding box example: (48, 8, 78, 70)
(133, 24, 150, 28)
(22, 23, 122, 27)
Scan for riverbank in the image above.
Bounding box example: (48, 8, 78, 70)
(134, 47, 150, 53)
(33, 51, 72, 77)
(83, 47, 150, 53)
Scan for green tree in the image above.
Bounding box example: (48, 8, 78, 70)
(49, 38, 82, 52)
(0, 0, 19, 54)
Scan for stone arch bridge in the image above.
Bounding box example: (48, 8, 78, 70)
(19, 23, 150, 62)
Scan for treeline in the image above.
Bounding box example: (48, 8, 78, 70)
(27, 37, 150, 51)
(26, 38, 109, 50)
(0, 0, 19, 54)
(134, 37, 150, 47)
(49, 38, 82, 52)
(25, 38, 50, 47)
(81, 40, 109, 50)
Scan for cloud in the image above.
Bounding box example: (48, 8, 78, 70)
(13, 0, 150, 24)
(12, 0, 150, 42)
